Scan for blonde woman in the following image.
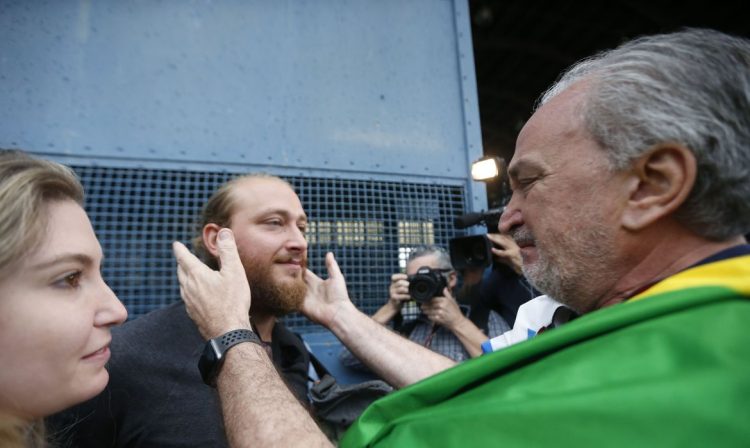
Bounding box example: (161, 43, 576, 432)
(0, 150, 127, 447)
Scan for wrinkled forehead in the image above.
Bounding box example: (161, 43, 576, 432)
(510, 82, 590, 173)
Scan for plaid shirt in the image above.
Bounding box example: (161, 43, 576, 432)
(405, 305, 510, 362)
(340, 304, 510, 370)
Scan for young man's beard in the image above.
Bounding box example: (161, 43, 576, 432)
(245, 259, 307, 317)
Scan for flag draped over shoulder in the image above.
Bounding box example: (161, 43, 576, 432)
(341, 255, 750, 447)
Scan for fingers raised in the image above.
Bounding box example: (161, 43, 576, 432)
(325, 252, 343, 279)
(173, 241, 204, 274)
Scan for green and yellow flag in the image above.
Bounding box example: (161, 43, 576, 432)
(342, 255, 750, 447)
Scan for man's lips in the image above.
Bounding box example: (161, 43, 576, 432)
(510, 228, 535, 248)
(275, 257, 307, 268)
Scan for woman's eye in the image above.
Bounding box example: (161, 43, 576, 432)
(54, 272, 82, 289)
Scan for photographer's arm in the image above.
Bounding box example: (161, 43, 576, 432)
(303, 253, 457, 388)
(172, 230, 331, 448)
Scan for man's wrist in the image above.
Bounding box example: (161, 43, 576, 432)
(328, 301, 365, 337)
(446, 315, 471, 332)
(199, 328, 262, 386)
(387, 299, 404, 311)
(205, 317, 252, 340)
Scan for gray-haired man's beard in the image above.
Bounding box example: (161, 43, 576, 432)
(512, 223, 614, 315)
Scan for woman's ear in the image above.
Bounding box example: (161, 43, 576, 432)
(621, 144, 697, 231)
(202, 223, 222, 259)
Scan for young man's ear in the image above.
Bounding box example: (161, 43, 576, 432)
(621, 144, 697, 231)
(202, 223, 222, 259)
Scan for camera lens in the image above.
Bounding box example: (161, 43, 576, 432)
(409, 278, 436, 302)
(408, 267, 447, 302)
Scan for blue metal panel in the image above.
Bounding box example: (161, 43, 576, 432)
(0, 0, 483, 184)
(0, 0, 487, 332)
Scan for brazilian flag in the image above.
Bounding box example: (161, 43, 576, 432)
(341, 255, 750, 447)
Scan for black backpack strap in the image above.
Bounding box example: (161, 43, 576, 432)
(293, 332, 331, 381)
(308, 348, 331, 380)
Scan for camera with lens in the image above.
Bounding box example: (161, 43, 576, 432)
(449, 233, 494, 270)
(449, 156, 511, 271)
(449, 208, 504, 270)
(408, 266, 449, 303)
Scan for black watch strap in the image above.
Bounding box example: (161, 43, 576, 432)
(199, 329, 262, 386)
(215, 329, 260, 351)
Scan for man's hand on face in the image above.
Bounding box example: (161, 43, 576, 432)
(419, 287, 464, 330)
(487, 232, 523, 275)
(172, 228, 252, 339)
(302, 252, 356, 328)
(388, 273, 411, 309)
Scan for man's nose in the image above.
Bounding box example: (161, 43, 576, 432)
(288, 225, 308, 251)
(498, 195, 523, 234)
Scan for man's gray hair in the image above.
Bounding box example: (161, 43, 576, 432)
(539, 28, 750, 240)
(407, 245, 453, 271)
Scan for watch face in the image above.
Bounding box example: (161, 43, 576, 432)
(198, 330, 259, 386)
(198, 339, 221, 385)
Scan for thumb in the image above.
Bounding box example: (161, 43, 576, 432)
(216, 228, 244, 275)
(325, 252, 343, 280)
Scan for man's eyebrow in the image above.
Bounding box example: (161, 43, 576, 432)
(259, 208, 308, 221)
(508, 159, 542, 179)
(29, 253, 94, 271)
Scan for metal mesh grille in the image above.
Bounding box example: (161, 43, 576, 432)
(74, 165, 466, 332)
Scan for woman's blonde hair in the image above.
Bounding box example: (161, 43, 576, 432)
(0, 149, 83, 281)
(0, 150, 84, 447)
(0, 416, 45, 448)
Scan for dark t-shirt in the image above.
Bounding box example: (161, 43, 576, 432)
(47, 302, 309, 448)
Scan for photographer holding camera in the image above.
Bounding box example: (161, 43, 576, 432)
(452, 208, 539, 327)
(340, 245, 509, 371)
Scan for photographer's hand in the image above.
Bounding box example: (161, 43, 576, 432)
(422, 287, 488, 358)
(371, 273, 411, 325)
(420, 287, 464, 329)
(488, 232, 523, 275)
(388, 273, 411, 307)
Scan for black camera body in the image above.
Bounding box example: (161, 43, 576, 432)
(408, 266, 449, 303)
(449, 207, 504, 271)
(449, 234, 493, 270)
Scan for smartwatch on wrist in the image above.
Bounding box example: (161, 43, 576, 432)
(198, 329, 262, 386)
